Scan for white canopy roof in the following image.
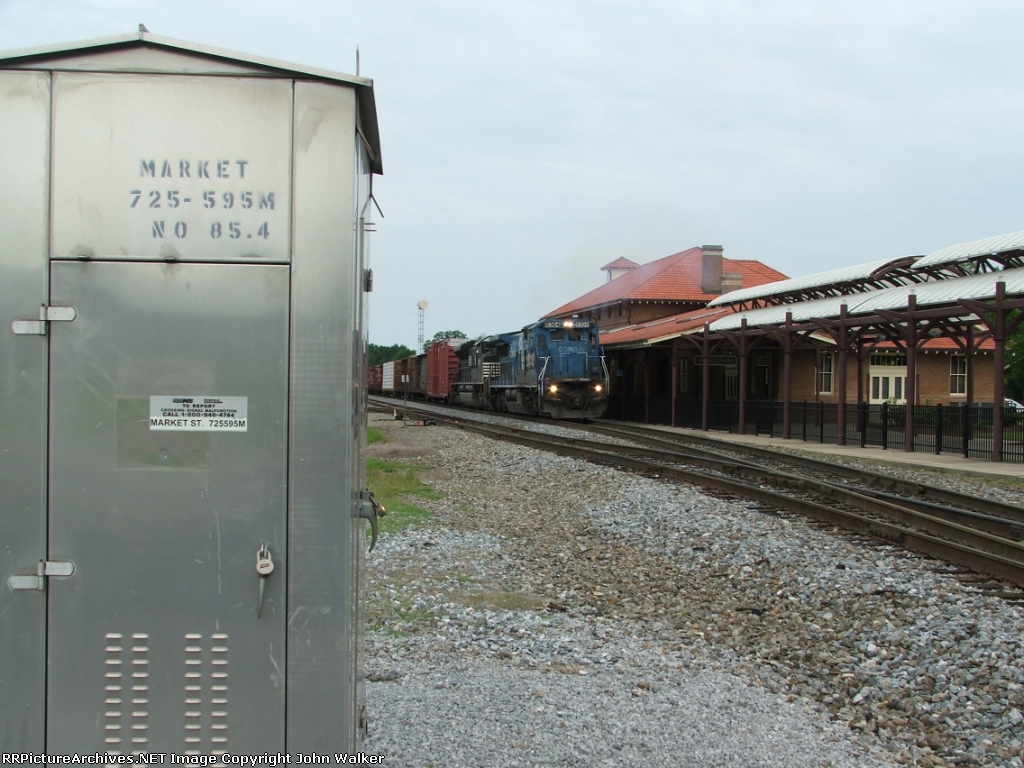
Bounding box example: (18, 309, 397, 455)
(710, 267, 1024, 331)
(707, 258, 909, 308)
(915, 230, 1024, 269)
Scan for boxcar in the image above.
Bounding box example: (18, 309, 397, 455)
(427, 339, 463, 400)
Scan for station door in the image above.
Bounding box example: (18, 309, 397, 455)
(45, 261, 289, 753)
(869, 366, 908, 404)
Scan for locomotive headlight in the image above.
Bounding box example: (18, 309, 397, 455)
(549, 384, 558, 394)
(594, 384, 603, 393)
(562, 320, 573, 328)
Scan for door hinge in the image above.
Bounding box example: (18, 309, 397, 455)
(7, 560, 76, 591)
(11, 305, 77, 335)
(364, 268, 373, 293)
(358, 703, 369, 739)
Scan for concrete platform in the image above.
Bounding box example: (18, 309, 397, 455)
(630, 424, 1024, 481)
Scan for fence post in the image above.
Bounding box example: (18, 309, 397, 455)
(910, 403, 917, 454)
(881, 401, 888, 449)
(935, 403, 942, 455)
(962, 402, 969, 458)
(819, 401, 825, 443)
(860, 402, 867, 448)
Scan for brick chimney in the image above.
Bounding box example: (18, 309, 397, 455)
(721, 271, 743, 294)
(701, 245, 723, 294)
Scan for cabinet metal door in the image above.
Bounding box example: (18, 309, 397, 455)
(46, 261, 289, 754)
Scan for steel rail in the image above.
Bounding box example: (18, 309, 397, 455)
(368, 397, 1024, 583)
(585, 421, 1024, 524)
(369, 399, 1024, 530)
(451, 420, 1024, 560)
(557, 424, 1024, 539)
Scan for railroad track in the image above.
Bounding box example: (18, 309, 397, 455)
(584, 420, 1024, 524)
(368, 397, 1024, 593)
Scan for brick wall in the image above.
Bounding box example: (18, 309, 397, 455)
(788, 349, 996, 404)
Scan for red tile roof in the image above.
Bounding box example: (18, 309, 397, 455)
(599, 306, 735, 347)
(547, 247, 789, 317)
(875, 338, 996, 351)
(600, 257, 640, 271)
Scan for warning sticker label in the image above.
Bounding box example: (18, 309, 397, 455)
(149, 396, 248, 432)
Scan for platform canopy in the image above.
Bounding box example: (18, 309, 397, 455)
(707, 256, 923, 309)
(913, 229, 1024, 272)
(710, 267, 1024, 331)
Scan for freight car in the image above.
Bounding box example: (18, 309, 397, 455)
(370, 319, 609, 420)
(374, 355, 427, 398)
(428, 338, 462, 399)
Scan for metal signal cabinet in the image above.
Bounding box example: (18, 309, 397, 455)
(0, 31, 382, 753)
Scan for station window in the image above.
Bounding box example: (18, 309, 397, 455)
(869, 353, 907, 367)
(818, 353, 834, 394)
(950, 355, 967, 395)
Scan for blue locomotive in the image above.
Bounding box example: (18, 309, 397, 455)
(452, 318, 609, 419)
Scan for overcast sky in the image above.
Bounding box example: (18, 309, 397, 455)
(3, 1, 1024, 348)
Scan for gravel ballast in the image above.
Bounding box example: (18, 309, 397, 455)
(362, 413, 1024, 767)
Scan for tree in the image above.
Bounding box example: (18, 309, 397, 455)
(368, 343, 415, 367)
(430, 330, 467, 343)
(1006, 310, 1024, 402)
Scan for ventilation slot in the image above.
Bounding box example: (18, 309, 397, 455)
(210, 633, 230, 755)
(129, 633, 150, 752)
(184, 635, 203, 753)
(103, 633, 124, 751)
(183, 633, 229, 756)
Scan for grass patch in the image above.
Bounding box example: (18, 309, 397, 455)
(367, 457, 441, 534)
(367, 426, 386, 445)
(364, 566, 435, 634)
(378, 499, 433, 533)
(985, 476, 1024, 492)
(458, 590, 548, 612)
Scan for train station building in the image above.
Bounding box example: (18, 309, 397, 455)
(545, 232, 1024, 461)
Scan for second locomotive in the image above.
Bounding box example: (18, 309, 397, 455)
(370, 318, 610, 420)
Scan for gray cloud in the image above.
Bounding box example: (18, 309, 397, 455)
(4, 0, 1024, 346)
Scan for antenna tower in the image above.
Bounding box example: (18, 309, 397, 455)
(417, 300, 428, 351)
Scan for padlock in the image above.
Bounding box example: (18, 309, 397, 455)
(257, 544, 274, 576)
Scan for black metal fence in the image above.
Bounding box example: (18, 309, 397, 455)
(606, 395, 1024, 463)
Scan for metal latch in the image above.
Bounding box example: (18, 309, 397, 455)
(364, 268, 373, 292)
(11, 305, 77, 335)
(8, 560, 76, 591)
(359, 490, 387, 552)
